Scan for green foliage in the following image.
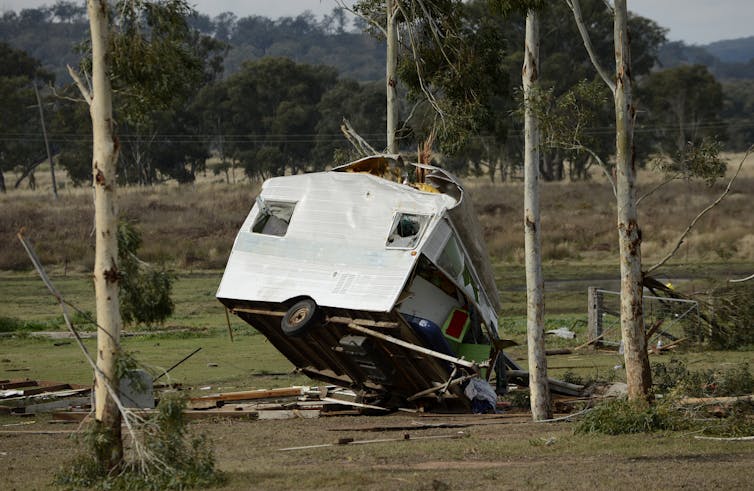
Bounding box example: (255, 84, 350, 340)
(702, 282, 754, 349)
(721, 79, 754, 151)
(118, 222, 175, 326)
(698, 401, 754, 437)
(392, 0, 511, 155)
(561, 370, 585, 386)
(575, 398, 688, 435)
(502, 389, 530, 409)
(650, 137, 727, 185)
(55, 392, 223, 490)
(652, 358, 754, 397)
(196, 57, 343, 177)
(0, 316, 50, 332)
(0, 310, 94, 333)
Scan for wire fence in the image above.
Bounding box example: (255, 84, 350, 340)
(589, 288, 700, 350)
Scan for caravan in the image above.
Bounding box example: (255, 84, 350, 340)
(217, 155, 508, 410)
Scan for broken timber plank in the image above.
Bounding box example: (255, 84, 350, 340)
(11, 396, 91, 414)
(347, 323, 483, 369)
(0, 380, 37, 390)
(679, 395, 754, 406)
(507, 369, 584, 397)
(326, 316, 399, 329)
(256, 409, 320, 420)
(545, 349, 573, 356)
(231, 307, 286, 317)
(190, 387, 305, 404)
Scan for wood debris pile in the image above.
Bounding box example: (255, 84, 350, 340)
(0, 379, 90, 415)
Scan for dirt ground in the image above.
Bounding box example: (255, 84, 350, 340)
(3, 411, 754, 490)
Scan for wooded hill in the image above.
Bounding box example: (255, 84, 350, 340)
(2, 3, 753, 85)
(1, 1, 753, 189)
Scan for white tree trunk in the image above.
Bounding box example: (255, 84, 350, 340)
(523, 9, 551, 420)
(386, 0, 399, 154)
(613, 0, 651, 400)
(88, 0, 123, 466)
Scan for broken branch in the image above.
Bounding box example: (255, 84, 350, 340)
(66, 64, 92, 105)
(647, 145, 753, 274)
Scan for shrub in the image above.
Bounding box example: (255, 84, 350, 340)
(55, 392, 223, 490)
(0, 316, 50, 332)
(575, 398, 688, 435)
(698, 401, 754, 437)
(695, 282, 754, 349)
(652, 358, 754, 397)
(118, 222, 175, 326)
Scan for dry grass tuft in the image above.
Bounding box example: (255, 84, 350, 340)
(1, 152, 752, 271)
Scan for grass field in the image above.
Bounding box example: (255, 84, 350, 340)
(1, 154, 753, 490)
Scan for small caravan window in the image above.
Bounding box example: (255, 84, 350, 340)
(386, 213, 428, 249)
(437, 235, 464, 279)
(252, 198, 296, 237)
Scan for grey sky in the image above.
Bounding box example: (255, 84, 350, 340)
(1, 0, 752, 45)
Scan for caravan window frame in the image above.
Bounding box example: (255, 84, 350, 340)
(251, 198, 297, 237)
(385, 212, 430, 250)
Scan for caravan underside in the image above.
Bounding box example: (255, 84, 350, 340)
(218, 297, 497, 410)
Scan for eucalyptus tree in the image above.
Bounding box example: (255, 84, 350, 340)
(566, 0, 651, 400)
(67, 0, 219, 471)
(0, 43, 54, 193)
(198, 57, 339, 178)
(68, 0, 124, 469)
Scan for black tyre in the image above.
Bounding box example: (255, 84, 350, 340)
(281, 299, 320, 337)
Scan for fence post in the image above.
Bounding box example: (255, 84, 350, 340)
(587, 287, 602, 345)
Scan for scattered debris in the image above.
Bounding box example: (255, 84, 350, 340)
(279, 432, 468, 451)
(545, 348, 573, 356)
(546, 327, 576, 339)
(153, 347, 202, 382)
(694, 435, 754, 441)
(0, 379, 91, 415)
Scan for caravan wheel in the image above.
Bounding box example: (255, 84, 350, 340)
(281, 299, 320, 337)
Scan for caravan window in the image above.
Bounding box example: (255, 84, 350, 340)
(252, 199, 296, 237)
(386, 213, 428, 249)
(437, 235, 464, 279)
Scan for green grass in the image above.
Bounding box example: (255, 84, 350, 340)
(0, 331, 312, 390)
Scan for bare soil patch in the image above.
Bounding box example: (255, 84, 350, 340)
(3, 412, 754, 490)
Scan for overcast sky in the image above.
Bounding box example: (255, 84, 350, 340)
(1, 0, 752, 45)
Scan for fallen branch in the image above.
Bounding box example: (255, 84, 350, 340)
(545, 349, 573, 356)
(647, 145, 753, 274)
(730, 272, 754, 283)
(340, 118, 377, 157)
(17, 232, 167, 473)
(574, 334, 603, 350)
(694, 435, 754, 441)
(279, 432, 467, 451)
(678, 395, 754, 406)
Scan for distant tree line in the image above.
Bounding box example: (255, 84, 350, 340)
(0, 0, 753, 190)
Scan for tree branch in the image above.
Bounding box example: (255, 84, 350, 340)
(340, 118, 378, 156)
(565, 0, 616, 94)
(413, 0, 459, 77)
(646, 145, 753, 274)
(16, 231, 166, 472)
(636, 174, 679, 206)
(546, 139, 617, 198)
(395, 1, 445, 123)
(66, 64, 92, 105)
(334, 0, 387, 37)
(730, 273, 754, 283)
